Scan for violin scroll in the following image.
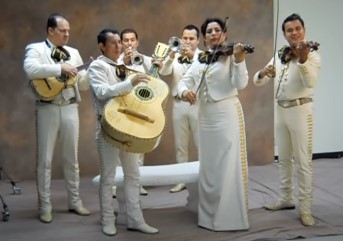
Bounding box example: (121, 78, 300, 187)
(307, 41, 320, 51)
(243, 44, 255, 53)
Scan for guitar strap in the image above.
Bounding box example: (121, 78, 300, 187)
(107, 62, 142, 81)
(112, 64, 127, 81)
(45, 39, 51, 48)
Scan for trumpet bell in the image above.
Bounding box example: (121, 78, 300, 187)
(131, 50, 144, 66)
(168, 36, 182, 52)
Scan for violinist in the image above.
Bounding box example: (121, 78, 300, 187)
(254, 13, 321, 226)
(177, 17, 250, 231)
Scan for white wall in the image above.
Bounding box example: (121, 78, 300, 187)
(274, 0, 343, 154)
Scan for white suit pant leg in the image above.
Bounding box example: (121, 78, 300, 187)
(138, 153, 144, 166)
(97, 128, 118, 226)
(119, 152, 145, 227)
(276, 106, 295, 203)
(35, 105, 59, 213)
(116, 185, 126, 224)
(173, 101, 191, 163)
(288, 105, 314, 214)
(59, 104, 82, 208)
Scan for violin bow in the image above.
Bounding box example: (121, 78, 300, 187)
(273, 0, 283, 99)
(272, 0, 280, 67)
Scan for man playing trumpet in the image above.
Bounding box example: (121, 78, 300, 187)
(159, 24, 202, 193)
(117, 28, 163, 196)
(118, 28, 150, 196)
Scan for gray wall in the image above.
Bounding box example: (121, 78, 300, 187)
(274, 0, 343, 154)
(0, 0, 274, 180)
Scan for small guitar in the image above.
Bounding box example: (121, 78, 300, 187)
(31, 61, 92, 101)
(101, 42, 170, 153)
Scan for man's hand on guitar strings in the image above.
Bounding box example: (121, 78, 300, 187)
(61, 63, 77, 77)
(131, 73, 150, 86)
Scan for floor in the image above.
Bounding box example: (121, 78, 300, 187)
(1, 158, 343, 241)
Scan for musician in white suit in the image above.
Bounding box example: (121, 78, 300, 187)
(88, 28, 158, 236)
(159, 24, 201, 193)
(254, 13, 321, 226)
(116, 28, 152, 196)
(177, 17, 250, 231)
(23, 13, 90, 223)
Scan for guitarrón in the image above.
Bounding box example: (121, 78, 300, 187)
(101, 42, 170, 153)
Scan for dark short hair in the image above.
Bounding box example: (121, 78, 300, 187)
(46, 13, 66, 33)
(200, 17, 226, 37)
(282, 13, 305, 33)
(97, 28, 120, 45)
(182, 24, 200, 39)
(120, 28, 138, 40)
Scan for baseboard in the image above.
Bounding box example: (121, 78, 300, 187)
(312, 151, 343, 159)
(274, 151, 343, 161)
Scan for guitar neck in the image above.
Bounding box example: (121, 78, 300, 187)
(148, 42, 169, 78)
(149, 64, 159, 78)
(76, 60, 92, 72)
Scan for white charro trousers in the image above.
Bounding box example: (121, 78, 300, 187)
(35, 103, 82, 213)
(172, 99, 199, 163)
(95, 121, 145, 227)
(275, 102, 314, 214)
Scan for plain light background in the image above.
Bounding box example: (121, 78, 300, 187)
(274, 0, 343, 154)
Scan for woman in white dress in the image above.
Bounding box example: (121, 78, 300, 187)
(177, 17, 250, 231)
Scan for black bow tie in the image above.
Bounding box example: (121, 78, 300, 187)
(51, 46, 70, 62)
(278, 45, 294, 64)
(114, 65, 127, 81)
(178, 56, 192, 64)
(198, 51, 218, 64)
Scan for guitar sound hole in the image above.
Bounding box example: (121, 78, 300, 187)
(137, 88, 152, 100)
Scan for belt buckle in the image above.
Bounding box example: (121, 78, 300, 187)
(278, 100, 292, 108)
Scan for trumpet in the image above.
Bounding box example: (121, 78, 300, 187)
(129, 47, 144, 66)
(168, 36, 183, 52)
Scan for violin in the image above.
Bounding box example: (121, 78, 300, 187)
(198, 41, 254, 64)
(278, 41, 320, 64)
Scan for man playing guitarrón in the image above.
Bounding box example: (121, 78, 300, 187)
(88, 28, 159, 236)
